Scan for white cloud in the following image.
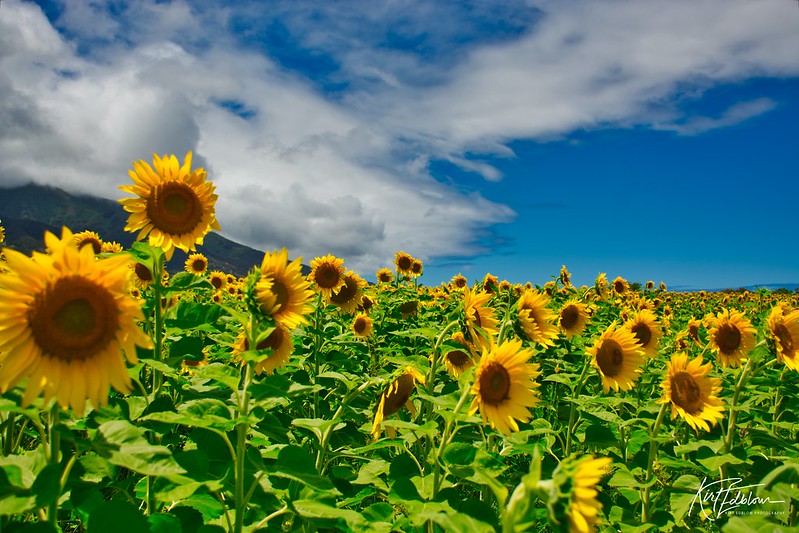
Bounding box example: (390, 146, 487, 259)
(0, 0, 797, 277)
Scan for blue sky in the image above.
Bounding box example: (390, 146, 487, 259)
(1, 0, 798, 290)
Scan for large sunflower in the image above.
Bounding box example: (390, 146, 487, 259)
(372, 367, 425, 440)
(118, 151, 220, 260)
(463, 287, 499, 349)
(558, 300, 591, 339)
(330, 271, 367, 314)
(658, 352, 725, 432)
(233, 326, 293, 375)
(625, 309, 663, 358)
(255, 248, 314, 329)
(767, 306, 799, 371)
(706, 309, 756, 368)
(0, 228, 151, 414)
(309, 254, 346, 299)
(516, 290, 559, 348)
(394, 251, 414, 278)
(469, 338, 541, 435)
(586, 322, 645, 393)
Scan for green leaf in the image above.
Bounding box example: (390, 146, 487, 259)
(193, 363, 241, 391)
(352, 459, 390, 492)
(270, 446, 338, 493)
(442, 443, 508, 507)
(292, 499, 368, 530)
(148, 513, 182, 533)
(696, 448, 746, 472)
(142, 399, 235, 431)
(166, 272, 214, 292)
(93, 420, 185, 476)
(88, 500, 150, 533)
(169, 336, 205, 361)
(292, 418, 346, 443)
(584, 423, 617, 447)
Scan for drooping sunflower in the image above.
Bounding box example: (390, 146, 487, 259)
(394, 251, 414, 277)
(129, 261, 154, 288)
(450, 273, 468, 290)
(469, 338, 541, 435)
(645, 280, 655, 290)
(330, 271, 367, 314)
(101, 241, 123, 254)
(233, 326, 293, 375)
(376, 268, 394, 284)
(352, 313, 374, 338)
(73, 230, 104, 254)
(372, 367, 425, 440)
(686, 317, 703, 345)
(551, 454, 613, 533)
(184, 253, 208, 275)
(208, 270, 227, 290)
(594, 273, 609, 299)
(118, 151, 220, 260)
(558, 300, 591, 338)
(767, 306, 799, 371)
(441, 331, 475, 379)
(658, 352, 725, 432)
(482, 273, 499, 294)
(586, 322, 645, 393)
(410, 259, 424, 278)
(706, 309, 756, 368)
(516, 290, 559, 348)
(0, 227, 151, 414)
(309, 254, 346, 299)
(463, 287, 499, 349)
(625, 309, 663, 358)
(559, 265, 572, 287)
(255, 248, 314, 329)
(611, 276, 629, 296)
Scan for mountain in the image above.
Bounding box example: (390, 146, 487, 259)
(0, 183, 286, 278)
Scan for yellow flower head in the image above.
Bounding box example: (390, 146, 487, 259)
(184, 253, 208, 275)
(376, 268, 394, 284)
(767, 305, 799, 371)
(330, 271, 367, 314)
(706, 308, 756, 368)
(625, 309, 663, 358)
(516, 290, 559, 348)
(352, 313, 374, 338)
(0, 228, 151, 414)
(73, 230, 104, 254)
(558, 300, 591, 339)
(552, 454, 613, 533)
(256, 248, 314, 329)
(372, 367, 425, 440)
(463, 287, 499, 349)
(119, 151, 220, 260)
(658, 352, 725, 432)
(310, 254, 346, 299)
(394, 251, 415, 277)
(469, 338, 541, 435)
(586, 322, 645, 393)
(233, 326, 293, 375)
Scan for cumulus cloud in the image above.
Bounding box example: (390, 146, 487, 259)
(0, 0, 797, 277)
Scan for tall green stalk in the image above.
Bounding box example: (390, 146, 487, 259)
(564, 356, 592, 456)
(641, 402, 668, 523)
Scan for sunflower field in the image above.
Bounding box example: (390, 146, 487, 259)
(0, 153, 798, 533)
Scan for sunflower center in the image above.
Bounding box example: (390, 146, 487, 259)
(354, 317, 369, 335)
(270, 280, 289, 311)
(28, 275, 119, 361)
(471, 308, 482, 328)
(671, 372, 702, 414)
(210, 275, 224, 289)
(688, 323, 699, 341)
(631, 323, 652, 347)
(315, 264, 341, 289)
(716, 323, 741, 354)
(479, 361, 510, 406)
(773, 323, 794, 354)
(596, 339, 624, 377)
(447, 350, 470, 369)
(383, 373, 415, 416)
(560, 305, 579, 329)
(146, 182, 204, 235)
(257, 328, 284, 351)
(397, 256, 412, 271)
(331, 280, 356, 305)
(135, 262, 153, 282)
(614, 281, 625, 293)
(79, 237, 103, 254)
(192, 259, 206, 272)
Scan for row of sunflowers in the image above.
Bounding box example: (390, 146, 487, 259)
(0, 153, 797, 532)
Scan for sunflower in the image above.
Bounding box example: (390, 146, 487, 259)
(394, 251, 414, 277)
(358, 294, 376, 314)
(586, 322, 645, 393)
(372, 367, 425, 440)
(309, 254, 346, 299)
(398, 300, 418, 319)
(0, 228, 151, 414)
(706, 309, 756, 368)
(658, 352, 725, 432)
(594, 273, 609, 299)
(376, 268, 394, 284)
(767, 306, 799, 371)
(211, 291, 223, 304)
(408, 259, 423, 278)
(129, 261, 154, 288)
(101, 241, 123, 254)
(73, 230, 103, 254)
(686, 317, 703, 345)
(625, 309, 663, 358)
(559, 265, 572, 287)
(208, 270, 227, 290)
(516, 290, 559, 348)
(552, 454, 613, 533)
(0, 221, 4, 244)
(611, 276, 629, 296)
(469, 338, 541, 435)
(118, 151, 220, 260)
(352, 313, 373, 338)
(442, 331, 475, 379)
(645, 280, 655, 290)
(255, 248, 314, 329)
(463, 287, 499, 349)
(482, 273, 499, 293)
(330, 271, 367, 314)
(233, 326, 293, 375)
(451, 273, 468, 290)
(558, 300, 591, 338)
(184, 253, 208, 275)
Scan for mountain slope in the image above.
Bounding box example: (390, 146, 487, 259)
(0, 183, 278, 277)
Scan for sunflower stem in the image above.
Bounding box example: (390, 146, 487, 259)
(234, 360, 255, 533)
(432, 383, 472, 499)
(641, 402, 668, 524)
(723, 355, 755, 454)
(564, 354, 592, 456)
(47, 405, 61, 527)
(151, 255, 166, 398)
